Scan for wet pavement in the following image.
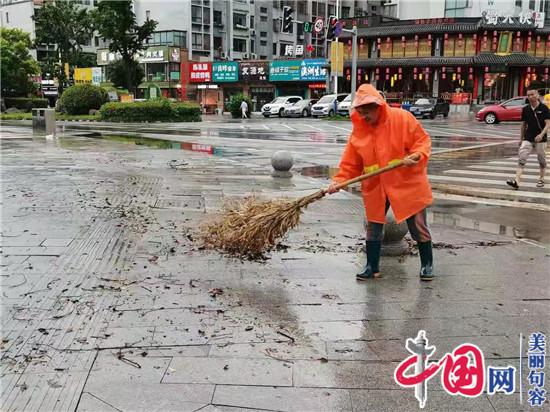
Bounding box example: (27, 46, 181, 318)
(1, 126, 549, 411)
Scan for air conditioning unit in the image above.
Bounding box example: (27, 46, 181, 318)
(243, 53, 249, 59)
(250, 29, 256, 36)
(221, 52, 228, 59)
(250, 53, 257, 59)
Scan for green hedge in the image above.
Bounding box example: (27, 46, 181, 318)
(5, 97, 48, 112)
(100, 99, 201, 122)
(59, 84, 109, 115)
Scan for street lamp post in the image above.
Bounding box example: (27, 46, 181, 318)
(342, 25, 358, 103)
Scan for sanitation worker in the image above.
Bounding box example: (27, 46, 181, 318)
(327, 84, 434, 281)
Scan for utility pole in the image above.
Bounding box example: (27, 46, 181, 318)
(334, 0, 339, 94)
(342, 25, 357, 103)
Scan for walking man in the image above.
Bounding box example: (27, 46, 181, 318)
(507, 87, 549, 189)
(327, 84, 434, 281)
(240, 100, 249, 119)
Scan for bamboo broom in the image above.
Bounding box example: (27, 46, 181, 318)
(200, 160, 404, 258)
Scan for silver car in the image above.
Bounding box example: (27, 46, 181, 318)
(337, 94, 352, 116)
(311, 94, 348, 117)
(261, 96, 302, 118)
(284, 99, 318, 117)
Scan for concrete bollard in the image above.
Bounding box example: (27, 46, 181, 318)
(271, 150, 294, 178)
(363, 207, 409, 256)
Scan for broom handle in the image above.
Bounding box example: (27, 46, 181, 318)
(328, 160, 405, 192)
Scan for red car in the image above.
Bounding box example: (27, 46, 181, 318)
(475, 96, 526, 124)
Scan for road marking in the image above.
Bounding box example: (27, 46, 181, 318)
(429, 175, 550, 191)
(465, 164, 542, 173)
(433, 192, 550, 211)
(432, 141, 511, 155)
(301, 123, 325, 131)
(443, 169, 546, 180)
(325, 124, 352, 132)
(281, 124, 297, 131)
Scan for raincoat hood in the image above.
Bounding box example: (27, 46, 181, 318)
(350, 84, 389, 128)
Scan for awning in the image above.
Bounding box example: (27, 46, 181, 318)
(346, 56, 473, 68)
(472, 53, 543, 66)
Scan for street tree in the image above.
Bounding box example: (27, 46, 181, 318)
(0, 28, 41, 97)
(93, 0, 157, 93)
(33, 0, 94, 93)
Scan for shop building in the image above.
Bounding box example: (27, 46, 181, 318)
(339, 15, 549, 105)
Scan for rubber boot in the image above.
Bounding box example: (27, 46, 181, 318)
(356, 240, 381, 281)
(418, 241, 434, 281)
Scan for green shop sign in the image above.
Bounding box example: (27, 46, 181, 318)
(269, 60, 302, 81)
(212, 62, 239, 82)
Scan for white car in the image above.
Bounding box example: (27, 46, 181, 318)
(311, 94, 348, 117)
(337, 94, 352, 116)
(262, 96, 302, 118)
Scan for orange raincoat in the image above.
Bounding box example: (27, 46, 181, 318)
(333, 84, 432, 224)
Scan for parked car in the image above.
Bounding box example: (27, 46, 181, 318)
(284, 99, 318, 117)
(311, 94, 348, 117)
(262, 96, 302, 117)
(475, 96, 527, 124)
(409, 98, 450, 119)
(337, 94, 352, 116)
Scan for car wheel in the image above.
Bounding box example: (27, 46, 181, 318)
(443, 111, 449, 118)
(263, 113, 269, 118)
(279, 109, 284, 117)
(329, 110, 334, 117)
(484, 112, 497, 124)
(302, 109, 308, 117)
(429, 112, 435, 119)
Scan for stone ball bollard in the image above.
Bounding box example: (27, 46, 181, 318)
(271, 150, 294, 178)
(363, 208, 409, 256)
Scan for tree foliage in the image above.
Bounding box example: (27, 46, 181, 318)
(33, 0, 94, 93)
(0, 28, 40, 97)
(93, 1, 157, 93)
(105, 59, 144, 91)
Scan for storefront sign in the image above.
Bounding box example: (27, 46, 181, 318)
(301, 59, 327, 81)
(482, 9, 540, 26)
(97, 49, 119, 65)
(74, 68, 92, 84)
(140, 47, 169, 63)
(170, 48, 180, 62)
(269, 60, 302, 81)
(92, 67, 102, 85)
(415, 18, 455, 24)
(212, 62, 238, 82)
(240, 61, 268, 82)
(283, 44, 304, 57)
(189, 62, 212, 82)
(308, 83, 326, 89)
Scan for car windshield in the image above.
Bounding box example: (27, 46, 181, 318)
(414, 99, 432, 105)
(270, 97, 286, 104)
(318, 95, 335, 104)
(342, 95, 352, 102)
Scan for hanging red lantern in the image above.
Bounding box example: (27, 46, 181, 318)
(376, 67, 380, 74)
(457, 73, 461, 80)
(398, 67, 402, 73)
(375, 74, 380, 80)
(444, 33, 448, 39)
(457, 66, 461, 73)
(442, 73, 446, 79)
(469, 67, 473, 73)
(545, 74, 549, 81)
(473, 34, 477, 40)
(545, 67, 549, 74)
(442, 66, 446, 72)
(527, 67, 531, 73)
(413, 74, 417, 80)
(468, 74, 473, 80)
(398, 74, 402, 80)
(385, 74, 390, 80)
(413, 67, 418, 73)
(386, 67, 390, 73)
(484, 66, 489, 72)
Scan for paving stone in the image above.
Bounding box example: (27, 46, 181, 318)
(212, 385, 353, 411)
(163, 356, 293, 386)
(42, 238, 74, 247)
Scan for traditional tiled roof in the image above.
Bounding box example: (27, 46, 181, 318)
(472, 53, 543, 66)
(347, 22, 479, 39)
(541, 59, 550, 66)
(346, 57, 473, 68)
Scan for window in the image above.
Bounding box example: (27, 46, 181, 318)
(251, 40, 255, 53)
(273, 42, 277, 55)
(204, 34, 210, 48)
(146, 10, 150, 19)
(261, 15, 267, 22)
(297, 1, 306, 14)
(94, 36, 99, 47)
(192, 6, 202, 23)
(234, 13, 247, 29)
(529, 0, 535, 9)
(214, 10, 222, 25)
(233, 38, 247, 52)
(214, 36, 222, 49)
(515, 0, 522, 7)
(504, 98, 525, 107)
(250, 15, 254, 28)
(342, 6, 350, 18)
(328, 5, 335, 16)
(192, 33, 203, 49)
(260, 7, 267, 13)
(5, 12, 8, 23)
(260, 55, 267, 59)
(203, 8, 210, 24)
(445, 0, 468, 17)
(260, 31, 267, 37)
(260, 40, 267, 46)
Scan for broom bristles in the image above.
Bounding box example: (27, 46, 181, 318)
(200, 190, 325, 258)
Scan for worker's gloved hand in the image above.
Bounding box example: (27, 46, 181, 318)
(326, 182, 340, 194)
(403, 153, 421, 167)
